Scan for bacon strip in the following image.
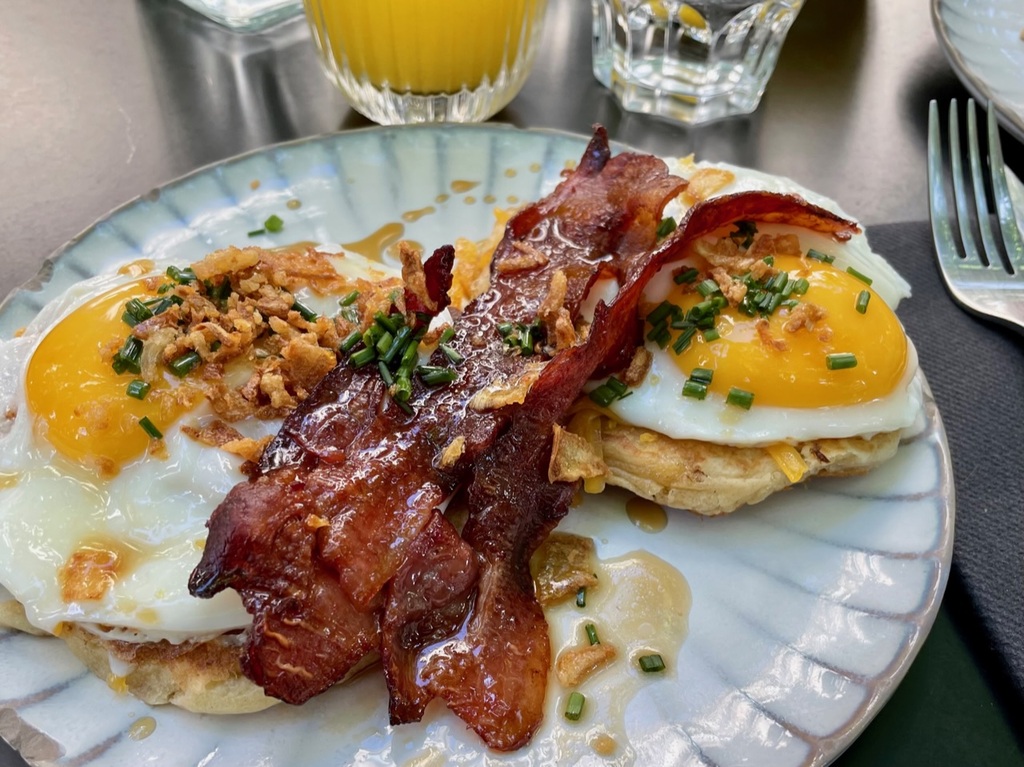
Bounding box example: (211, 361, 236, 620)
(377, 189, 861, 749)
(189, 127, 686, 706)
(190, 126, 861, 744)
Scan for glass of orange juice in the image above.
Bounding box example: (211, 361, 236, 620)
(303, 0, 548, 124)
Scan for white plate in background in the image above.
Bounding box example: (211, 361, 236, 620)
(933, 0, 1024, 143)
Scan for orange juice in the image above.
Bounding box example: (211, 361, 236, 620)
(304, 0, 547, 122)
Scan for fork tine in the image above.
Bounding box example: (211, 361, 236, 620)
(986, 101, 1024, 272)
(927, 100, 961, 274)
(965, 99, 1004, 269)
(948, 99, 984, 266)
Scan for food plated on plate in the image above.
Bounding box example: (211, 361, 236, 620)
(0, 128, 927, 759)
(561, 157, 924, 515)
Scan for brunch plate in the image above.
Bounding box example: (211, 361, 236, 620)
(932, 0, 1024, 143)
(0, 126, 953, 767)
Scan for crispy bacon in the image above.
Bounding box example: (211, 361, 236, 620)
(189, 127, 686, 710)
(190, 125, 863, 748)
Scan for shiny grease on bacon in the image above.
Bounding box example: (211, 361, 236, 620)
(189, 127, 686, 717)
(189, 128, 862, 749)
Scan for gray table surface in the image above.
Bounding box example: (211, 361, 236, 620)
(2, 1, 1023, 765)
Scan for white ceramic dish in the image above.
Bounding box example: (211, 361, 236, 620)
(932, 0, 1024, 143)
(0, 125, 953, 767)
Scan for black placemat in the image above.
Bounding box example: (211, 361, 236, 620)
(870, 220, 1024, 698)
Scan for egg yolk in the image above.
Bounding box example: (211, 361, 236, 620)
(25, 280, 202, 472)
(666, 255, 908, 408)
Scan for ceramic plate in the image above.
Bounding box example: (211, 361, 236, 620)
(0, 125, 953, 767)
(932, 0, 1024, 143)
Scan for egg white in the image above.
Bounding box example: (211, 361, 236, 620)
(0, 253, 398, 643)
(602, 161, 924, 446)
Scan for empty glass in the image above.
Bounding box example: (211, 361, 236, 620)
(592, 0, 804, 125)
(176, 0, 302, 31)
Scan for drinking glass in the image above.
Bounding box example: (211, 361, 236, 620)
(592, 0, 804, 125)
(176, 0, 302, 31)
(304, 0, 548, 124)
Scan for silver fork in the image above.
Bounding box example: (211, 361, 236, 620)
(927, 98, 1024, 335)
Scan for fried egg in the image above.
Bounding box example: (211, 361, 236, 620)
(599, 159, 924, 447)
(0, 252, 399, 643)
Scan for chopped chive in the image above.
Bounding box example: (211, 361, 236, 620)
(439, 343, 463, 365)
(264, 214, 284, 233)
(400, 339, 421, 369)
(381, 326, 413, 365)
(394, 398, 414, 415)
(638, 653, 666, 673)
(417, 366, 458, 386)
(392, 372, 413, 402)
(763, 255, 775, 266)
(671, 326, 696, 354)
(168, 350, 202, 377)
(292, 300, 318, 322)
(375, 331, 394, 356)
(726, 387, 754, 410)
(682, 380, 708, 400)
(350, 346, 376, 367)
(339, 290, 360, 307)
(340, 330, 362, 353)
(791, 277, 810, 295)
(138, 416, 163, 440)
(646, 301, 675, 326)
(166, 265, 197, 284)
(695, 278, 720, 298)
(585, 623, 600, 646)
(846, 267, 873, 286)
(121, 298, 154, 327)
(690, 367, 714, 385)
(605, 377, 628, 397)
(855, 290, 871, 314)
(374, 311, 399, 335)
(111, 336, 144, 375)
(247, 228, 266, 237)
(439, 326, 456, 344)
(656, 216, 677, 238)
(702, 327, 720, 342)
(588, 384, 615, 407)
(363, 325, 383, 350)
(575, 587, 586, 608)
(125, 379, 151, 400)
(765, 272, 788, 293)
(826, 352, 858, 370)
(648, 325, 671, 349)
(377, 360, 394, 387)
(674, 266, 700, 284)
(806, 248, 835, 264)
(564, 691, 586, 721)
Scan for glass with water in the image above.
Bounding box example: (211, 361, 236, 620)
(592, 0, 804, 125)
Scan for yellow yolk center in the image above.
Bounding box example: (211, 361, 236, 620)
(25, 280, 201, 472)
(666, 255, 908, 408)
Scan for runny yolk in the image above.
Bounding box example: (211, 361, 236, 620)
(25, 279, 202, 473)
(666, 255, 908, 408)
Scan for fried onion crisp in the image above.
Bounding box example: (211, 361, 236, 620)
(117, 246, 405, 427)
(530, 532, 599, 606)
(549, 424, 606, 483)
(682, 167, 736, 205)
